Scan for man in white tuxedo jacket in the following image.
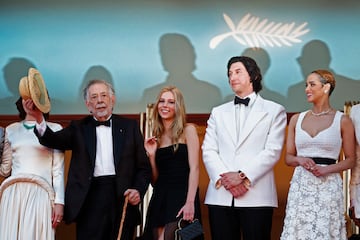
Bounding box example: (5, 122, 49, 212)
(202, 56, 287, 240)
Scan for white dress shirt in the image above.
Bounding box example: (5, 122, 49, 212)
(93, 123, 115, 177)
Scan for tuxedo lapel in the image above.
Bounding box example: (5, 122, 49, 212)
(111, 117, 126, 167)
(237, 96, 267, 146)
(83, 122, 97, 168)
(222, 104, 238, 145)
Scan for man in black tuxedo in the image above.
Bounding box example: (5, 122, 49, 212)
(25, 79, 151, 240)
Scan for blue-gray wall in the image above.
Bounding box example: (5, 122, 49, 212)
(1, 0, 359, 114)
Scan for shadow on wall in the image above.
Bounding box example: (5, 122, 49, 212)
(140, 33, 222, 113)
(0, 58, 36, 114)
(286, 39, 360, 112)
(0, 57, 65, 115)
(65, 65, 115, 114)
(224, 48, 286, 105)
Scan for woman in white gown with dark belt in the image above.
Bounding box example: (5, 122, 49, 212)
(0, 70, 65, 240)
(280, 69, 356, 240)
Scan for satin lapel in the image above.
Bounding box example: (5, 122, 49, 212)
(237, 97, 267, 146)
(112, 117, 125, 167)
(83, 121, 97, 168)
(223, 104, 238, 145)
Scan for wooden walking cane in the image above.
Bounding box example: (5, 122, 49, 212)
(117, 195, 129, 240)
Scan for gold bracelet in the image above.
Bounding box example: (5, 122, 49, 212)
(243, 178, 251, 189)
(215, 179, 222, 189)
(238, 171, 251, 188)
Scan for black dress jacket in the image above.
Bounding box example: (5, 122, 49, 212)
(35, 115, 151, 223)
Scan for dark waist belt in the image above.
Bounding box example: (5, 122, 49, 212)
(311, 157, 336, 165)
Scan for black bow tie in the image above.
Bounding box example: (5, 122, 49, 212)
(234, 96, 250, 106)
(93, 118, 111, 127)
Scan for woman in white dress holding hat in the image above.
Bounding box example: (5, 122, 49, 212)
(0, 68, 65, 240)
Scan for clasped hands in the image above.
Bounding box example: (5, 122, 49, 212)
(216, 172, 250, 198)
(301, 158, 324, 177)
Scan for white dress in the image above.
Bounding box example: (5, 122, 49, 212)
(280, 111, 347, 240)
(0, 121, 64, 240)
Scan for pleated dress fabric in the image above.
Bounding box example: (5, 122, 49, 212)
(0, 121, 64, 240)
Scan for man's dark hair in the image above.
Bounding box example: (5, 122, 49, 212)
(227, 56, 263, 93)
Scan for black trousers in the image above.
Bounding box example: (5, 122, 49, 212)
(76, 176, 136, 240)
(208, 204, 273, 240)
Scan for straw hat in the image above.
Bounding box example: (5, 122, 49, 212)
(18, 68, 51, 113)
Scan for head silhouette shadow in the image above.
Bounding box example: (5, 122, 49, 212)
(224, 48, 285, 105)
(1, 57, 36, 114)
(68, 65, 114, 114)
(79, 65, 114, 99)
(141, 33, 222, 113)
(1, 57, 64, 114)
(287, 39, 360, 112)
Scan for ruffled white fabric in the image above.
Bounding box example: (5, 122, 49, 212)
(0, 174, 55, 240)
(0, 121, 64, 240)
(281, 111, 347, 240)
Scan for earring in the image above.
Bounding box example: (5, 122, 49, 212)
(324, 89, 328, 94)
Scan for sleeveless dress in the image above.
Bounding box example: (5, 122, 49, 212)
(0, 121, 65, 240)
(143, 143, 201, 239)
(280, 111, 347, 240)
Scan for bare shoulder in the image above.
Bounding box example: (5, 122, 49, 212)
(183, 124, 200, 148)
(340, 113, 353, 125)
(184, 123, 199, 140)
(185, 123, 197, 132)
(289, 113, 300, 126)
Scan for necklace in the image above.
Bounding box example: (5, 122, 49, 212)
(23, 122, 35, 129)
(310, 108, 332, 116)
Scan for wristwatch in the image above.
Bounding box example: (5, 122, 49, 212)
(238, 171, 251, 189)
(238, 171, 246, 180)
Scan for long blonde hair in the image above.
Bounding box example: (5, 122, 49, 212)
(151, 86, 187, 150)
